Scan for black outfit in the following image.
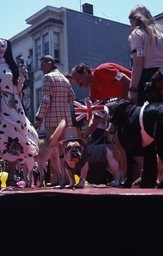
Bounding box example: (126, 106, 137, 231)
(135, 67, 161, 187)
(137, 67, 160, 106)
(110, 99, 162, 188)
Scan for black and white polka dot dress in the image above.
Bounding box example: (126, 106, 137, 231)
(0, 59, 39, 171)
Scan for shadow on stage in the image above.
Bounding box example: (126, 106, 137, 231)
(0, 186, 163, 254)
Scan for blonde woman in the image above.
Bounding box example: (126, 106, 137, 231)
(128, 5, 163, 105)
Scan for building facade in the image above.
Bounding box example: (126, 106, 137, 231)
(10, 4, 130, 121)
(10, 4, 163, 126)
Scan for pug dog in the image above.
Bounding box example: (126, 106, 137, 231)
(61, 139, 88, 188)
(60, 127, 126, 188)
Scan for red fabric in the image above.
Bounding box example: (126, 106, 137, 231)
(90, 63, 131, 100)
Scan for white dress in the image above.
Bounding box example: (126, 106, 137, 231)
(0, 58, 39, 171)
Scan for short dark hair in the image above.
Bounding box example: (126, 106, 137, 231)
(41, 55, 57, 69)
(74, 63, 92, 74)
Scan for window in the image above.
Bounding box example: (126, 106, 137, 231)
(42, 33, 49, 56)
(36, 87, 42, 111)
(34, 37, 41, 69)
(53, 32, 60, 63)
(34, 31, 61, 68)
(26, 48, 33, 72)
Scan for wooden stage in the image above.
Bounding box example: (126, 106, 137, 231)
(1, 185, 163, 254)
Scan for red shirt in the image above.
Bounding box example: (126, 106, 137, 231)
(90, 63, 131, 100)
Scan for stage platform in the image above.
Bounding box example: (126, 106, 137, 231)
(1, 185, 163, 254)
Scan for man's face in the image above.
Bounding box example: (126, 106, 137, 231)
(71, 69, 90, 88)
(0, 39, 7, 58)
(40, 60, 52, 74)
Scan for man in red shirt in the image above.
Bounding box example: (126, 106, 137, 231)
(71, 62, 131, 100)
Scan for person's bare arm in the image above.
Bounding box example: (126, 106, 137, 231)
(120, 73, 131, 99)
(130, 55, 143, 90)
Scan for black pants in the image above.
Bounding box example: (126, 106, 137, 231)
(140, 142, 157, 188)
(138, 67, 159, 105)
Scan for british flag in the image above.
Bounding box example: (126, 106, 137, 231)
(74, 99, 105, 124)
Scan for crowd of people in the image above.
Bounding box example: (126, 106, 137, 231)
(0, 4, 163, 189)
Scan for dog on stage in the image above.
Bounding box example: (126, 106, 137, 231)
(23, 119, 66, 188)
(107, 68, 163, 188)
(59, 126, 126, 188)
(107, 97, 163, 188)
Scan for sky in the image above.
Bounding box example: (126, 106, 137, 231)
(1, 0, 162, 39)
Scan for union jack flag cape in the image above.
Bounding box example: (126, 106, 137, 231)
(73, 99, 105, 124)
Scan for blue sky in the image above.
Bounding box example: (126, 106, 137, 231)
(1, 0, 162, 39)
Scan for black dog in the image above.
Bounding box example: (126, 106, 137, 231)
(107, 98, 163, 188)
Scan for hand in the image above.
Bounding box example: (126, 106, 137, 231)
(33, 117, 43, 130)
(19, 65, 28, 78)
(33, 121, 41, 130)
